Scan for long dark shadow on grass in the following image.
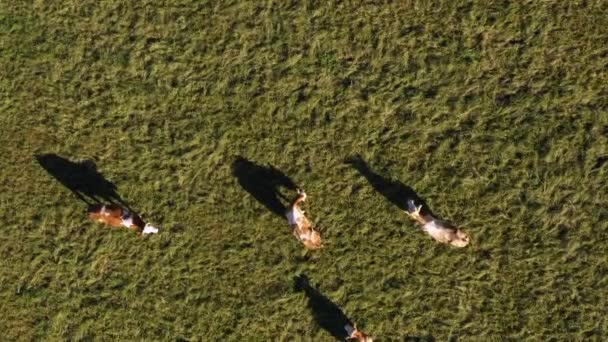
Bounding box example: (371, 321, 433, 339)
(35, 153, 132, 210)
(345, 155, 433, 216)
(294, 274, 356, 341)
(231, 156, 296, 217)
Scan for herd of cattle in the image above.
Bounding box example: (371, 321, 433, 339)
(38, 153, 471, 341)
(87, 188, 469, 342)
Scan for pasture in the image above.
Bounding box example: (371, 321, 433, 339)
(1, 1, 607, 340)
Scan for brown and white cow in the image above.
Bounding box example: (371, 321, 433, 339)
(286, 189, 322, 249)
(406, 200, 469, 247)
(87, 204, 159, 236)
(345, 323, 373, 342)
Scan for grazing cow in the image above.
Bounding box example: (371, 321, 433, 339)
(286, 189, 322, 249)
(87, 204, 159, 236)
(345, 323, 373, 342)
(406, 200, 469, 247)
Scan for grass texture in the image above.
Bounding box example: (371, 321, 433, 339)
(1, 1, 608, 340)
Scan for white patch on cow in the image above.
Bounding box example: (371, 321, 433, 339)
(286, 206, 303, 226)
(142, 223, 159, 235)
(121, 215, 134, 227)
(422, 220, 442, 235)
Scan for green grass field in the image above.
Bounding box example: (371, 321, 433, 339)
(1, 1, 608, 340)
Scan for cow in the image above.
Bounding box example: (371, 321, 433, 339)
(345, 323, 373, 342)
(87, 204, 159, 236)
(406, 200, 469, 247)
(286, 189, 322, 249)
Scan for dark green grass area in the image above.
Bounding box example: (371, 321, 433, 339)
(1, 1, 608, 340)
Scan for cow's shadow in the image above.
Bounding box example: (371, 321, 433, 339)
(35, 153, 131, 210)
(345, 155, 433, 217)
(295, 274, 435, 341)
(295, 274, 358, 341)
(231, 156, 297, 217)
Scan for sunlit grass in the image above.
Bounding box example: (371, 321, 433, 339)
(1, 0, 607, 340)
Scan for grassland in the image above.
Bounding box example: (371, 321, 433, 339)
(1, 0, 608, 340)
